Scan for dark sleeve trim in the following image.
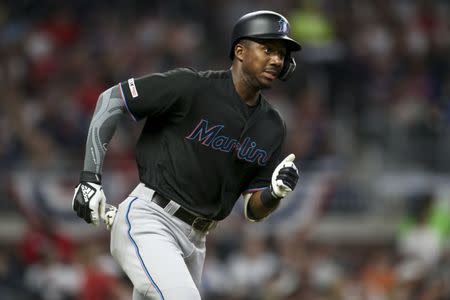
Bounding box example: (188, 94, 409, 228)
(118, 82, 140, 121)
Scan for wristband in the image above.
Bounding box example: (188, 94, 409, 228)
(261, 187, 281, 209)
(79, 171, 102, 184)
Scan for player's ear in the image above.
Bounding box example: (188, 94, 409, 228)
(234, 42, 245, 62)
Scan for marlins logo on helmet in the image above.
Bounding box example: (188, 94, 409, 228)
(278, 19, 288, 33)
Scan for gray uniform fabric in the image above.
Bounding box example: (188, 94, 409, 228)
(84, 85, 125, 173)
(110, 183, 207, 300)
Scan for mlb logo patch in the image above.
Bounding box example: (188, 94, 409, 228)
(128, 78, 139, 98)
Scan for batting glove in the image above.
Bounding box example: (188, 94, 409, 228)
(105, 203, 117, 230)
(270, 153, 299, 198)
(72, 171, 106, 226)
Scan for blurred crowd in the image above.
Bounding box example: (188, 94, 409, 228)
(1, 0, 450, 299)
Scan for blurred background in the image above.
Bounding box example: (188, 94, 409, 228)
(1, 0, 449, 299)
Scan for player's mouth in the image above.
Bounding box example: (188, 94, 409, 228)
(262, 69, 279, 80)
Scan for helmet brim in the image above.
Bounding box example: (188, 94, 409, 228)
(245, 34, 302, 52)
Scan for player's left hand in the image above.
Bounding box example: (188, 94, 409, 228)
(270, 153, 299, 198)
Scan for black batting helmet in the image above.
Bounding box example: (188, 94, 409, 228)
(229, 10, 302, 81)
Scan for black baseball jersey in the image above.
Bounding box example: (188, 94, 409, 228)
(119, 68, 286, 220)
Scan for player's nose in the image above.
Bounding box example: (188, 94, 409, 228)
(269, 52, 284, 68)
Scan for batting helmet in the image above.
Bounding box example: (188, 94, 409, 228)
(229, 10, 302, 81)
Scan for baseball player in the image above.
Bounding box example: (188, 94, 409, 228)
(72, 10, 301, 300)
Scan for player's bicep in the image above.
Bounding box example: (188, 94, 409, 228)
(119, 74, 174, 120)
(119, 68, 196, 120)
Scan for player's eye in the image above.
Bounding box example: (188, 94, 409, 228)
(264, 47, 286, 60)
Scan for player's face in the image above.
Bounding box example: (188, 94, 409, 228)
(241, 39, 286, 89)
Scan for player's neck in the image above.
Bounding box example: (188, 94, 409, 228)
(230, 66, 260, 106)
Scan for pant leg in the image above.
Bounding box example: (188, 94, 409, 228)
(133, 288, 147, 300)
(184, 234, 206, 290)
(110, 196, 201, 300)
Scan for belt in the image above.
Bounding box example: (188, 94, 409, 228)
(151, 193, 217, 233)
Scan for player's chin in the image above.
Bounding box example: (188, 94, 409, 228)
(258, 75, 276, 89)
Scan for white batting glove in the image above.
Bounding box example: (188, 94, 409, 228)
(104, 203, 117, 230)
(270, 154, 299, 198)
(72, 172, 106, 226)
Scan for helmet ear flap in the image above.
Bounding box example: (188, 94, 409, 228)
(278, 54, 296, 81)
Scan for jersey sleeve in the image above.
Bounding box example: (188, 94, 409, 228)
(119, 68, 197, 120)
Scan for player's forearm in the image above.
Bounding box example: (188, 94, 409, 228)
(83, 85, 126, 174)
(246, 190, 281, 220)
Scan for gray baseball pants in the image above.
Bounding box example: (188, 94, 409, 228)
(110, 183, 207, 299)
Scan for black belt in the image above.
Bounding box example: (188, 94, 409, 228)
(151, 193, 217, 233)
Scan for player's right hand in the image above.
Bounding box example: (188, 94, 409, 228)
(105, 203, 118, 230)
(72, 172, 106, 226)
